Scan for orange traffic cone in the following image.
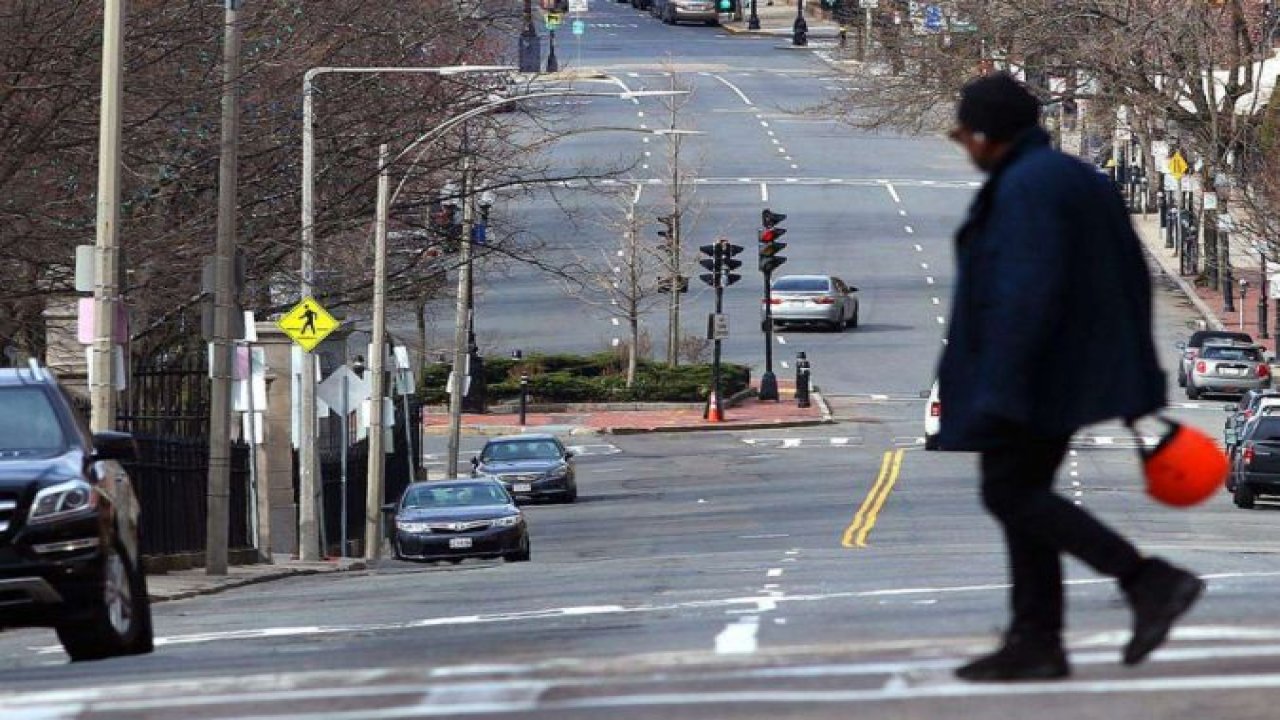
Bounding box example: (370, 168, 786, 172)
(707, 392, 724, 422)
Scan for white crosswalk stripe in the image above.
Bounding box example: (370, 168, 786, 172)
(741, 436, 863, 449)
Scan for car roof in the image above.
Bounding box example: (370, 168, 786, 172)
(1189, 330, 1253, 346)
(0, 366, 57, 387)
(1202, 338, 1258, 347)
(773, 275, 833, 281)
(485, 433, 559, 444)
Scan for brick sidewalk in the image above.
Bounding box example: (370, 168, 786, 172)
(421, 383, 829, 436)
(1134, 214, 1276, 353)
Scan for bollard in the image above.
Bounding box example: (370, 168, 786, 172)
(519, 373, 529, 426)
(795, 352, 811, 408)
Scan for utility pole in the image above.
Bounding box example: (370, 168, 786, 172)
(206, 0, 244, 576)
(90, 0, 127, 433)
(365, 144, 390, 562)
(299, 71, 321, 562)
(445, 153, 475, 478)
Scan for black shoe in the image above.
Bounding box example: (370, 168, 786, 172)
(1122, 558, 1205, 666)
(955, 633, 1070, 682)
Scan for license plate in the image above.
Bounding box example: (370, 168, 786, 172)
(449, 537, 473, 549)
(513, 483, 532, 493)
(1222, 368, 1244, 376)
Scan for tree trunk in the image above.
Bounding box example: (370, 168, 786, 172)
(627, 313, 638, 388)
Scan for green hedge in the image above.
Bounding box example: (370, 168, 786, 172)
(418, 352, 750, 404)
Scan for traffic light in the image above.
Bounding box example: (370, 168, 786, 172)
(758, 208, 788, 274)
(699, 241, 745, 287)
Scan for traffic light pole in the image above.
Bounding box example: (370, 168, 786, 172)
(711, 244, 725, 421)
(760, 269, 779, 401)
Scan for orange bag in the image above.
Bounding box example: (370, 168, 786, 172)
(1132, 418, 1228, 507)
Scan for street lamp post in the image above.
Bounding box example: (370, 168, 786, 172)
(748, 0, 760, 30)
(298, 64, 510, 561)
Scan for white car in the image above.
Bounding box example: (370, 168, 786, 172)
(924, 381, 941, 450)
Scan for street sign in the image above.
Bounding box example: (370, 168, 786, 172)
(1168, 151, 1188, 181)
(923, 4, 943, 32)
(1270, 274, 1280, 300)
(568, 0, 587, 11)
(708, 313, 729, 340)
(1203, 192, 1218, 210)
(572, 19, 585, 35)
(545, 12, 563, 29)
(277, 296, 340, 352)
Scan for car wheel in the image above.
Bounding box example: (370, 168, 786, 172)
(563, 484, 578, 504)
(848, 308, 859, 329)
(1234, 482, 1257, 509)
(1177, 369, 1186, 387)
(1186, 384, 1200, 400)
(56, 540, 153, 661)
(924, 434, 939, 451)
(504, 537, 532, 563)
(705, 18, 719, 25)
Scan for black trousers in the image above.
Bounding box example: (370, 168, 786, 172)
(980, 432, 1143, 637)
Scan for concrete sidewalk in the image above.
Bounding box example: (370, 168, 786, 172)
(146, 555, 366, 603)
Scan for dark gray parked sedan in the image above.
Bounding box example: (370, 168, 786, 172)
(472, 434, 578, 503)
(390, 480, 530, 563)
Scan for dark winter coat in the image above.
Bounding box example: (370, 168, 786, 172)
(936, 128, 1165, 450)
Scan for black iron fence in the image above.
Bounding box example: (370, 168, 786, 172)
(112, 348, 252, 558)
(125, 437, 252, 557)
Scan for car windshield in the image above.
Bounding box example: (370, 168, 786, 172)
(481, 440, 562, 461)
(1202, 346, 1263, 361)
(401, 483, 509, 509)
(0, 387, 67, 456)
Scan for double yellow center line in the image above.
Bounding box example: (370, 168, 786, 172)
(841, 448, 906, 548)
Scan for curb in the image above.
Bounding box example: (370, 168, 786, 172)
(148, 560, 367, 604)
(603, 416, 831, 435)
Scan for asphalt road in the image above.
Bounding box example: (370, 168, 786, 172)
(5, 5, 1280, 719)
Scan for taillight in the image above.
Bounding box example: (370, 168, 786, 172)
(1259, 364, 1271, 378)
(814, 296, 836, 305)
(1245, 445, 1256, 465)
(1196, 361, 1207, 373)
(768, 298, 783, 305)
(1245, 410, 1255, 419)
(929, 401, 941, 417)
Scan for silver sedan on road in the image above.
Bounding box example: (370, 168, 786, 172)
(763, 275, 859, 332)
(1187, 341, 1273, 399)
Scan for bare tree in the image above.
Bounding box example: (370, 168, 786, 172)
(558, 186, 670, 387)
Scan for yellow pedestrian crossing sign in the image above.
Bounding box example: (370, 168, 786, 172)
(1168, 151, 1189, 181)
(277, 297, 340, 352)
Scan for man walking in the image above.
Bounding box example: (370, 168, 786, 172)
(937, 73, 1204, 682)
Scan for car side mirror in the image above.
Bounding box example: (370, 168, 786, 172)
(564, 451, 575, 459)
(380, 502, 397, 515)
(470, 456, 480, 467)
(92, 431, 137, 462)
(849, 286, 859, 293)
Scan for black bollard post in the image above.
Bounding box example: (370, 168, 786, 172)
(795, 352, 811, 408)
(519, 373, 529, 426)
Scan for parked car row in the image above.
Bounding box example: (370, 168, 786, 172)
(386, 433, 580, 565)
(618, 0, 723, 27)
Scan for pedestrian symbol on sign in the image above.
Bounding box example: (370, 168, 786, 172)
(277, 296, 341, 352)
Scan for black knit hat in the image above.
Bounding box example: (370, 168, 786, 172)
(957, 73, 1041, 142)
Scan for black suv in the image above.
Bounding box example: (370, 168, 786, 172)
(0, 363, 153, 661)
